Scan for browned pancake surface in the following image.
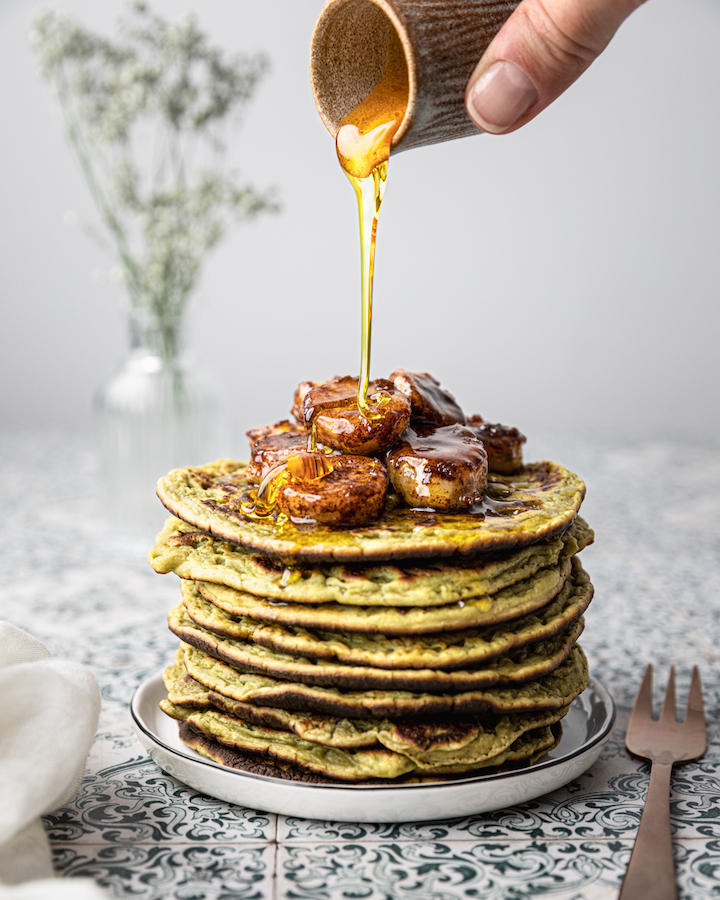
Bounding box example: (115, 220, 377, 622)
(156, 459, 585, 563)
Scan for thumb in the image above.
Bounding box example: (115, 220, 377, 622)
(465, 0, 647, 134)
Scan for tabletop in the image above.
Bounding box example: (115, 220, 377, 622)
(1, 432, 719, 900)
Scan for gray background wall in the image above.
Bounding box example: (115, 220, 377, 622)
(2, 0, 719, 456)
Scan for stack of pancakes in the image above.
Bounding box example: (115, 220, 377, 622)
(149, 457, 593, 784)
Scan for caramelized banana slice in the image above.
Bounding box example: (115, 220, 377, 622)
(290, 381, 319, 424)
(467, 416, 527, 474)
(302, 375, 411, 456)
(276, 455, 389, 527)
(386, 424, 488, 511)
(246, 419, 304, 450)
(390, 370, 466, 425)
(246, 432, 326, 484)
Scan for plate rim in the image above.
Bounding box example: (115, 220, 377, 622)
(131, 669, 616, 793)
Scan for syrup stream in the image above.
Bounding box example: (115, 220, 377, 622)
(242, 29, 409, 520)
(336, 29, 408, 415)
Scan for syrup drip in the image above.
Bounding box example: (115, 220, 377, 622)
(336, 29, 408, 416)
(287, 452, 335, 481)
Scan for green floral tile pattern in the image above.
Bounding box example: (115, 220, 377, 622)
(53, 844, 271, 900)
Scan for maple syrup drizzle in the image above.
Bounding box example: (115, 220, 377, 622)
(336, 29, 408, 416)
(241, 30, 409, 523)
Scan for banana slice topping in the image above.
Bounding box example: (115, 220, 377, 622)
(275, 454, 389, 527)
(391, 369, 466, 426)
(386, 423, 488, 511)
(302, 375, 411, 456)
(467, 416, 526, 474)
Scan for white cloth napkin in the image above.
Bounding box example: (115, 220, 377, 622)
(0, 622, 105, 897)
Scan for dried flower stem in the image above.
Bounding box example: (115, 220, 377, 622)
(32, 1, 279, 362)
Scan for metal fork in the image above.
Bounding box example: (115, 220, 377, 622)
(619, 665, 706, 899)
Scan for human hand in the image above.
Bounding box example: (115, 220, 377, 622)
(465, 0, 647, 134)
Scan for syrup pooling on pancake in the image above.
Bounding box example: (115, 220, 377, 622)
(336, 28, 408, 416)
(155, 458, 585, 561)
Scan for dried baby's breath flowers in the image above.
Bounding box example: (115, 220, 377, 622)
(32, 1, 278, 352)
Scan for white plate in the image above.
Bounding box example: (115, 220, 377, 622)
(131, 671, 615, 823)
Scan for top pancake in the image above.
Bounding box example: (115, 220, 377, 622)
(156, 459, 586, 563)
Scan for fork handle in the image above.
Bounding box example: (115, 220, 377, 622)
(619, 760, 676, 900)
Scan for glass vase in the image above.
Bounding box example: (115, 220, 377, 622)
(94, 306, 224, 543)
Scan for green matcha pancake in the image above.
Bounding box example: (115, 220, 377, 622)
(161, 700, 567, 780)
(180, 560, 591, 671)
(169, 602, 583, 692)
(149, 514, 592, 609)
(162, 658, 214, 709)
(207, 690, 565, 760)
(177, 720, 562, 784)
(178, 642, 589, 720)
(155, 459, 586, 563)
(193, 556, 573, 636)
(163, 655, 568, 758)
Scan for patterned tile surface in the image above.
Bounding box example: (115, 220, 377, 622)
(1, 432, 719, 899)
